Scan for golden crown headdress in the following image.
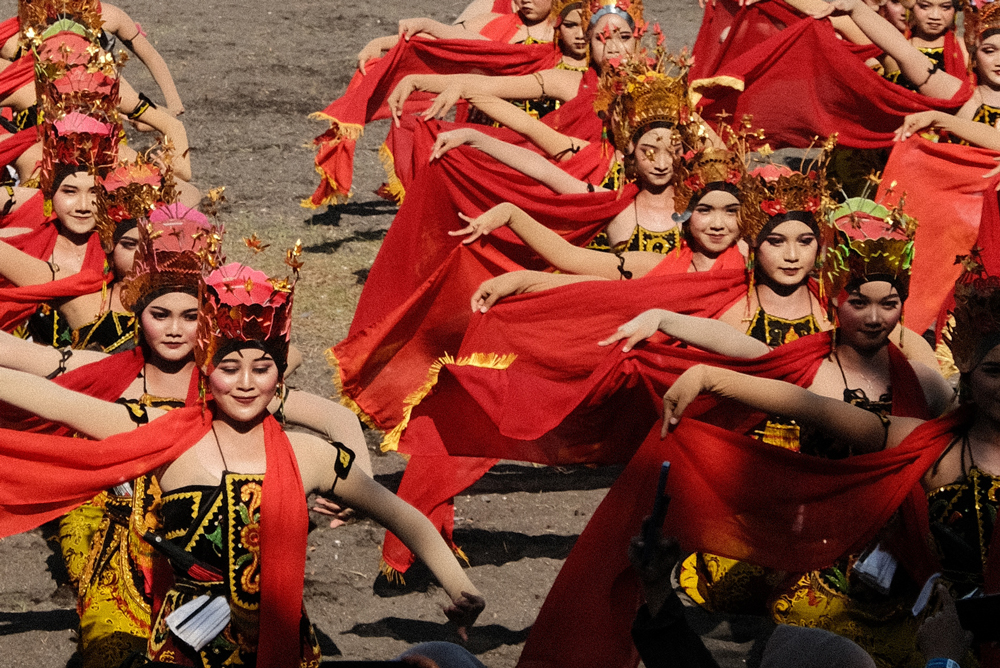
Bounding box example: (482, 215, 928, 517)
(672, 147, 746, 216)
(551, 0, 584, 23)
(820, 196, 917, 313)
(195, 242, 303, 376)
(738, 136, 837, 245)
(19, 0, 103, 48)
(945, 257, 1000, 373)
(963, 0, 1000, 51)
(595, 46, 694, 154)
(581, 0, 645, 31)
(95, 152, 176, 252)
(120, 203, 225, 314)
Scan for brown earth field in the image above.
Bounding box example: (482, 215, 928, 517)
(0, 1, 703, 665)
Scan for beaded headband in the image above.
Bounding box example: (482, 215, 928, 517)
(581, 0, 645, 30)
(551, 0, 583, 23)
(672, 147, 746, 221)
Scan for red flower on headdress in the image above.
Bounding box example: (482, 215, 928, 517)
(751, 163, 794, 183)
(761, 199, 787, 216)
(684, 174, 706, 191)
(802, 196, 821, 212)
(725, 169, 742, 185)
(619, 0, 631, 9)
(106, 205, 131, 223)
(682, 150, 697, 160)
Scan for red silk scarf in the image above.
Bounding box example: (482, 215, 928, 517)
(306, 37, 561, 207)
(694, 19, 973, 149)
(519, 369, 940, 668)
(0, 409, 308, 668)
(690, 0, 804, 80)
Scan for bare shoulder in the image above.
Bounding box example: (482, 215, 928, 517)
(98, 2, 131, 31)
(911, 360, 957, 417)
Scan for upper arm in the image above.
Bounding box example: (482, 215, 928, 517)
(623, 252, 667, 279)
(279, 389, 372, 477)
(913, 361, 957, 417)
(97, 4, 138, 39)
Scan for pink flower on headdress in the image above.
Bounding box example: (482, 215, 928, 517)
(54, 111, 114, 137)
(802, 196, 820, 212)
(725, 169, 742, 185)
(682, 150, 697, 160)
(206, 262, 280, 307)
(590, 0, 602, 11)
(761, 199, 787, 216)
(101, 162, 162, 192)
(37, 32, 92, 66)
(684, 174, 706, 191)
(150, 202, 209, 228)
(619, 0, 631, 9)
(751, 163, 794, 182)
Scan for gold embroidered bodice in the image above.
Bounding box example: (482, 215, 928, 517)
(587, 224, 682, 255)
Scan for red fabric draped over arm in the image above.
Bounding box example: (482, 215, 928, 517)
(694, 19, 973, 149)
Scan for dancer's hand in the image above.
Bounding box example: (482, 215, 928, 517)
(430, 128, 482, 161)
(917, 583, 972, 662)
(388, 76, 419, 127)
(311, 496, 357, 528)
(661, 365, 712, 437)
(811, 0, 860, 19)
(599, 309, 668, 351)
(894, 111, 941, 142)
(449, 203, 514, 244)
(471, 272, 530, 313)
(443, 591, 486, 641)
(422, 83, 465, 121)
(357, 38, 386, 75)
(399, 18, 440, 41)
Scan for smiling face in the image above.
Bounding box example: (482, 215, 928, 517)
(835, 281, 902, 353)
(976, 33, 1000, 88)
(140, 292, 199, 363)
(110, 226, 139, 278)
(630, 127, 676, 190)
(208, 347, 280, 423)
(558, 9, 588, 60)
(910, 0, 954, 40)
(755, 219, 819, 288)
(687, 189, 741, 257)
(589, 13, 634, 72)
(52, 171, 98, 236)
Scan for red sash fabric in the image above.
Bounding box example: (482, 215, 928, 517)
(306, 38, 561, 207)
(0, 218, 109, 331)
(0, 408, 307, 668)
(380, 254, 748, 572)
(519, 386, 944, 668)
(492, 0, 513, 13)
(480, 13, 523, 42)
(877, 137, 1000, 334)
(694, 19, 973, 149)
(0, 56, 33, 106)
(333, 181, 637, 432)
(690, 0, 804, 80)
(0, 126, 37, 168)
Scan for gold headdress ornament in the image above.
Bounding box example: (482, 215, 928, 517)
(95, 150, 177, 253)
(551, 0, 584, 23)
(581, 0, 645, 31)
(24, 0, 122, 199)
(819, 195, 917, 316)
(595, 44, 698, 155)
(945, 255, 1000, 373)
(672, 147, 746, 216)
(963, 0, 1000, 51)
(737, 135, 837, 245)
(195, 240, 303, 376)
(120, 203, 225, 314)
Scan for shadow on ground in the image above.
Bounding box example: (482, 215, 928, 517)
(343, 617, 530, 654)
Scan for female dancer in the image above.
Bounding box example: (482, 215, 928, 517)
(0, 260, 484, 667)
(659, 270, 1000, 666)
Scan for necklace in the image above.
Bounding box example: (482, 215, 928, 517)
(211, 424, 231, 475)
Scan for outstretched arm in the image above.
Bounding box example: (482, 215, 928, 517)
(451, 202, 663, 278)
(119, 79, 192, 181)
(431, 129, 595, 193)
(0, 330, 106, 376)
(471, 270, 609, 312)
(895, 110, 1000, 150)
(813, 0, 962, 99)
(278, 389, 372, 477)
(661, 364, 923, 450)
(599, 309, 770, 356)
(0, 367, 157, 437)
(100, 3, 184, 114)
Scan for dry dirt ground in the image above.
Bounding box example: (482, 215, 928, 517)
(0, 1, 702, 665)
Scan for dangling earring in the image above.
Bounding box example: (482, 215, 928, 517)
(198, 375, 208, 413)
(277, 380, 288, 424)
(44, 199, 53, 217)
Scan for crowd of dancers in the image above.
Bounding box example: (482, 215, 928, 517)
(0, 0, 999, 666)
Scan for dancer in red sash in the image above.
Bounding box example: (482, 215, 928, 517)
(0, 259, 485, 668)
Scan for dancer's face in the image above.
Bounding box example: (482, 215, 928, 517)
(836, 281, 902, 353)
(558, 9, 588, 60)
(52, 171, 98, 236)
(632, 128, 676, 189)
(140, 292, 199, 363)
(755, 219, 818, 288)
(687, 190, 740, 257)
(976, 34, 1000, 88)
(881, 0, 909, 33)
(209, 348, 280, 422)
(969, 343, 1000, 421)
(910, 0, 954, 40)
(517, 0, 552, 23)
(590, 14, 634, 71)
(110, 227, 139, 278)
